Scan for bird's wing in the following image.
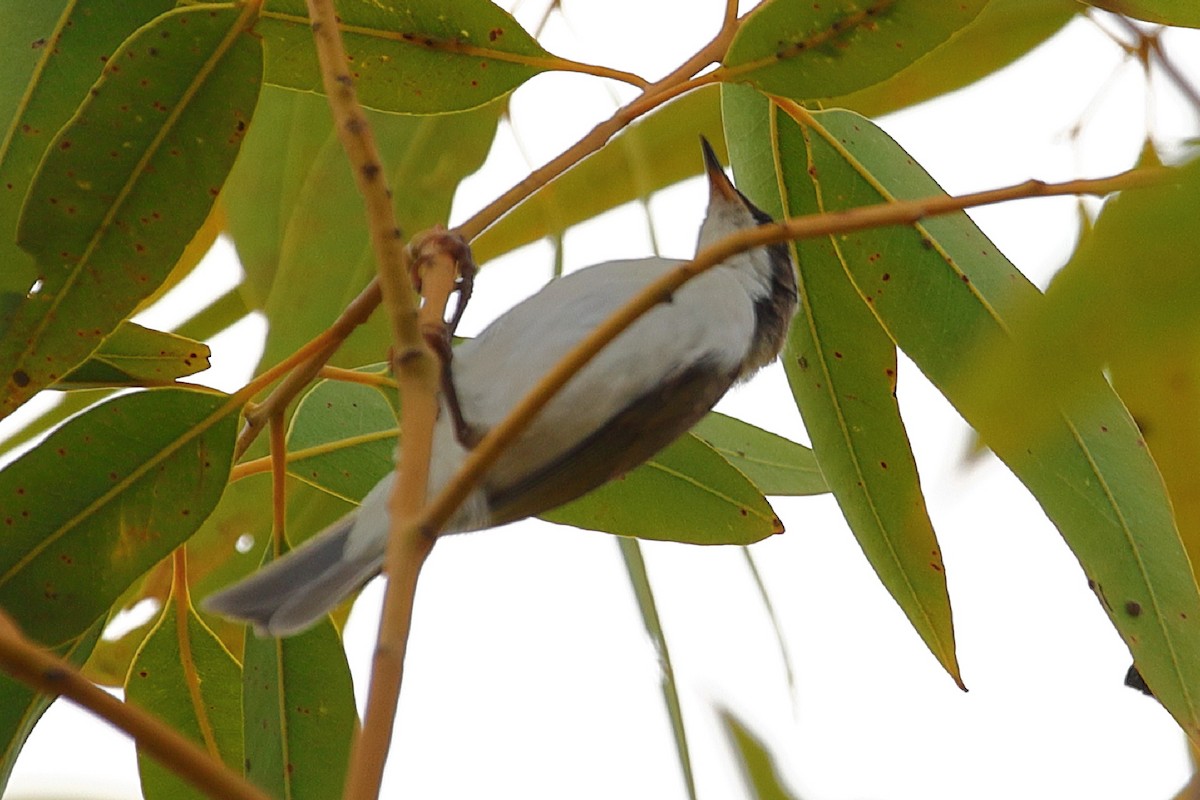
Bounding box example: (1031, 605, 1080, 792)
(451, 256, 756, 516)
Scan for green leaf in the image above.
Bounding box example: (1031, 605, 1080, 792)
(617, 538, 696, 800)
(721, 0, 987, 101)
(56, 322, 211, 388)
(257, 0, 548, 114)
(241, 560, 356, 800)
(723, 85, 961, 687)
(287, 370, 396, 502)
(472, 85, 727, 265)
(221, 87, 501, 373)
(786, 106, 1200, 739)
(0, 390, 114, 462)
(3, 6, 262, 420)
(718, 708, 803, 800)
(126, 584, 243, 800)
(0, 388, 238, 646)
(0, 0, 177, 301)
(1084, 0, 1200, 27)
(0, 618, 103, 795)
(543, 433, 782, 545)
(832, 0, 1079, 117)
(690, 412, 827, 497)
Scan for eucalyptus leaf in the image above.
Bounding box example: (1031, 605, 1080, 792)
(0, 0, 177, 298)
(56, 322, 211, 388)
(724, 85, 961, 686)
(4, 6, 262, 419)
(126, 589, 243, 800)
(783, 104, 1200, 739)
(0, 388, 238, 646)
(258, 0, 548, 113)
(722, 0, 987, 101)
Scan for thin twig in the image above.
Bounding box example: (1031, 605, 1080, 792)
(0, 610, 272, 800)
(300, 2, 454, 799)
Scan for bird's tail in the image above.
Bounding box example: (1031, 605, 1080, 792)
(201, 512, 381, 637)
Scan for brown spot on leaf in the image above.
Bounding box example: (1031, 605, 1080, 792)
(1125, 601, 1141, 617)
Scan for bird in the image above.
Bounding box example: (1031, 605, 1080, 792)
(203, 137, 798, 636)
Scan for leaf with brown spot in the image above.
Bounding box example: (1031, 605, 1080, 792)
(54, 321, 211, 388)
(722, 0, 987, 101)
(0, 388, 237, 647)
(724, 85, 962, 688)
(125, 581, 242, 800)
(257, 0, 548, 114)
(4, 6, 262, 420)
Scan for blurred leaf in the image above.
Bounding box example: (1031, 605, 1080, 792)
(0, 618, 102, 794)
(184, 474, 354, 661)
(719, 708, 803, 800)
(258, 0, 548, 114)
(241, 548, 356, 800)
(617, 538, 696, 800)
(0, 0, 177, 301)
(3, 6, 262, 420)
(833, 0, 1079, 117)
(1085, 1, 1200, 27)
(221, 87, 502, 375)
(472, 85, 726, 264)
(962, 155, 1200, 477)
(55, 322, 211, 389)
(691, 412, 827, 496)
(543, 434, 781, 545)
(781, 105, 1200, 740)
(287, 370, 396, 502)
(126, 567, 243, 800)
(724, 86, 961, 687)
(722, 0, 987, 101)
(0, 388, 237, 646)
(1111, 344, 1200, 589)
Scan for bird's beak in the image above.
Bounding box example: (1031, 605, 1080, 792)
(700, 136, 740, 203)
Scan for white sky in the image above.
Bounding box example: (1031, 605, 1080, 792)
(6, 3, 1200, 799)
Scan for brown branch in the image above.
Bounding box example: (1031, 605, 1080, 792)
(0, 610, 272, 800)
(345, 232, 462, 800)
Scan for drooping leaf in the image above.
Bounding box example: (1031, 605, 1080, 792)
(0, 618, 103, 795)
(779, 104, 1200, 740)
(617, 538, 697, 800)
(126, 572, 243, 800)
(55, 322, 211, 388)
(719, 707, 804, 800)
(241, 546, 355, 800)
(543, 434, 781, 545)
(4, 6, 262, 419)
(1084, 0, 1200, 28)
(472, 85, 727, 264)
(0, 0, 177, 302)
(257, 0, 548, 113)
(690, 412, 826, 497)
(721, 0, 987, 101)
(723, 85, 961, 686)
(287, 370, 396, 502)
(832, 0, 1079, 117)
(0, 388, 238, 646)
